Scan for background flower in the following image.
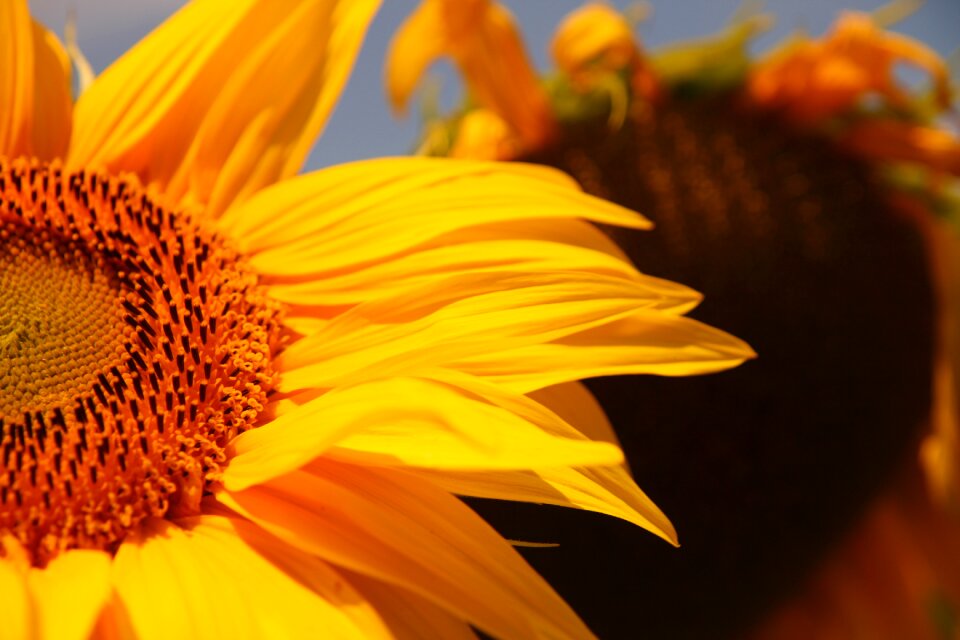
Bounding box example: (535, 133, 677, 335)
(383, 0, 960, 638)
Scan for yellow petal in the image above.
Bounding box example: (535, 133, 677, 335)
(205, 512, 392, 638)
(344, 571, 477, 640)
(68, 0, 380, 216)
(112, 516, 383, 640)
(0, 2, 71, 160)
(528, 381, 620, 445)
(268, 238, 654, 308)
(403, 371, 676, 543)
(410, 464, 677, 545)
(326, 376, 624, 471)
(219, 157, 649, 271)
(455, 308, 756, 393)
(223, 385, 370, 492)
(277, 270, 702, 392)
(27, 550, 112, 640)
(387, 0, 554, 150)
(440, 216, 633, 261)
(218, 460, 596, 639)
(224, 376, 623, 491)
(0, 558, 31, 640)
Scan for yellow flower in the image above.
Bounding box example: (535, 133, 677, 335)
(388, 1, 959, 638)
(0, 0, 754, 638)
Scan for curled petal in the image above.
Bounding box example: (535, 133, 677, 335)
(551, 2, 657, 100)
(387, 0, 554, 151)
(553, 3, 637, 76)
(748, 12, 950, 123)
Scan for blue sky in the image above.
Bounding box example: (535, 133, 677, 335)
(30, 1, 959, 171)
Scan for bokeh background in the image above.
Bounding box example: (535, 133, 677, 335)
(29, 0, 959, 171)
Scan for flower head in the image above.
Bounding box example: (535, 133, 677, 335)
(0, 0, 753, 637)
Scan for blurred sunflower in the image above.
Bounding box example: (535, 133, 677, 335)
(0, 0, 756, 638)
(388, 0, 959, 638)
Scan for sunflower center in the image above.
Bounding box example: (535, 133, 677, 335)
(0, 220, 125, 418)
(0, 159, 282, 566)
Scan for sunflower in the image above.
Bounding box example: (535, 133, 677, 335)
(388, 1, 959, 638)
(0, 1, 757, 638)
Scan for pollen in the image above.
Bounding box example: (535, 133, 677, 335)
(0, 158, 282, 566)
